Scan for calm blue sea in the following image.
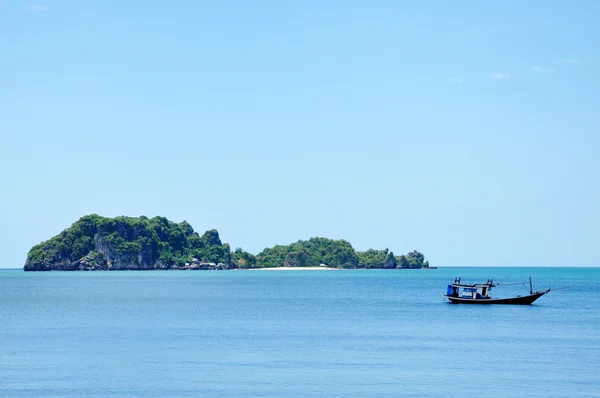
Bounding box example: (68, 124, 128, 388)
(1, 267, 599, 397)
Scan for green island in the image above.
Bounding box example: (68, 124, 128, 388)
(24, 215, 430, 271)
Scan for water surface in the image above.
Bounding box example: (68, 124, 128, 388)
(1, 267, 598, 397)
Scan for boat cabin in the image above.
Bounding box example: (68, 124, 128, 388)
(446, 277, 494, 299)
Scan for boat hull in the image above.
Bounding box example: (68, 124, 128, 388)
(446, 289, 551, 305)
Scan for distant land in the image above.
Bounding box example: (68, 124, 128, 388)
(24, 215, 430, 271)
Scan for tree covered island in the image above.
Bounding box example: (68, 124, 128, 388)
(24, 215, 430, 271)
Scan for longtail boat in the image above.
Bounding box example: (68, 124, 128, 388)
(445, 276, 550, 305)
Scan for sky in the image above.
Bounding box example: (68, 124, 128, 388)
(1, 0, 599, 267)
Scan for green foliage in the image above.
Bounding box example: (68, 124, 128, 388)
(25, 214, 233, 268)
(231, 247, 257, 269)
(255, 240, 428, 269)
(356, 249, 399, 269)
(395, 250, 428, 269)
(25, 214, 430, 270)
(27, 214, 102, 265)
(255, 237, 359, 268)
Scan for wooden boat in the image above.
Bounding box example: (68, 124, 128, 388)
(445, 277, 550, 305)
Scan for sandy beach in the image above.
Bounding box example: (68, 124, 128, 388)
(246, 266, 338, 271)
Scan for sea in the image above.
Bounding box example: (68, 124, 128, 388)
(1, 267, 598, 397)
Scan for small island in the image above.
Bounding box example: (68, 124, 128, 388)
(24, 215, 430, 271)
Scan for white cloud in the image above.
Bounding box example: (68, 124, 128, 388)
(531, 66, 556, 73)
(27, 4, 48, 11)
(491, 73, 510, 80)
(448, 77, 464, 84)
(559, 59, 581, 65)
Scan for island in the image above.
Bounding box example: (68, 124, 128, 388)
(23, 215, 430, 271)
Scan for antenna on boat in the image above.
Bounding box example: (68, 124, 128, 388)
(529, 276, 533, 294)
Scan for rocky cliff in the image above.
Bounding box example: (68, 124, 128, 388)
(24, 214, 233, 271)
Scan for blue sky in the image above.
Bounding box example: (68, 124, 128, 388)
(1, 0, 599, 267)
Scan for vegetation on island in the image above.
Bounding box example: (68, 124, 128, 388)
(25, 214, 234, 270)
(255, 238, 428, 269)
(24, 214, 430, 271)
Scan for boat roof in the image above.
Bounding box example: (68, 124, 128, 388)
(450, 277, 496, 288)
(450, 282, 495, 288)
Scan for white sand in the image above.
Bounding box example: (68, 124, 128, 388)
(245, 266, 337, 271)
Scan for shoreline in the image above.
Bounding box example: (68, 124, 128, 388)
(244, 266, 338, 271)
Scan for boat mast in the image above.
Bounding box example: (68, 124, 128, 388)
(529, 276, 533, 294)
